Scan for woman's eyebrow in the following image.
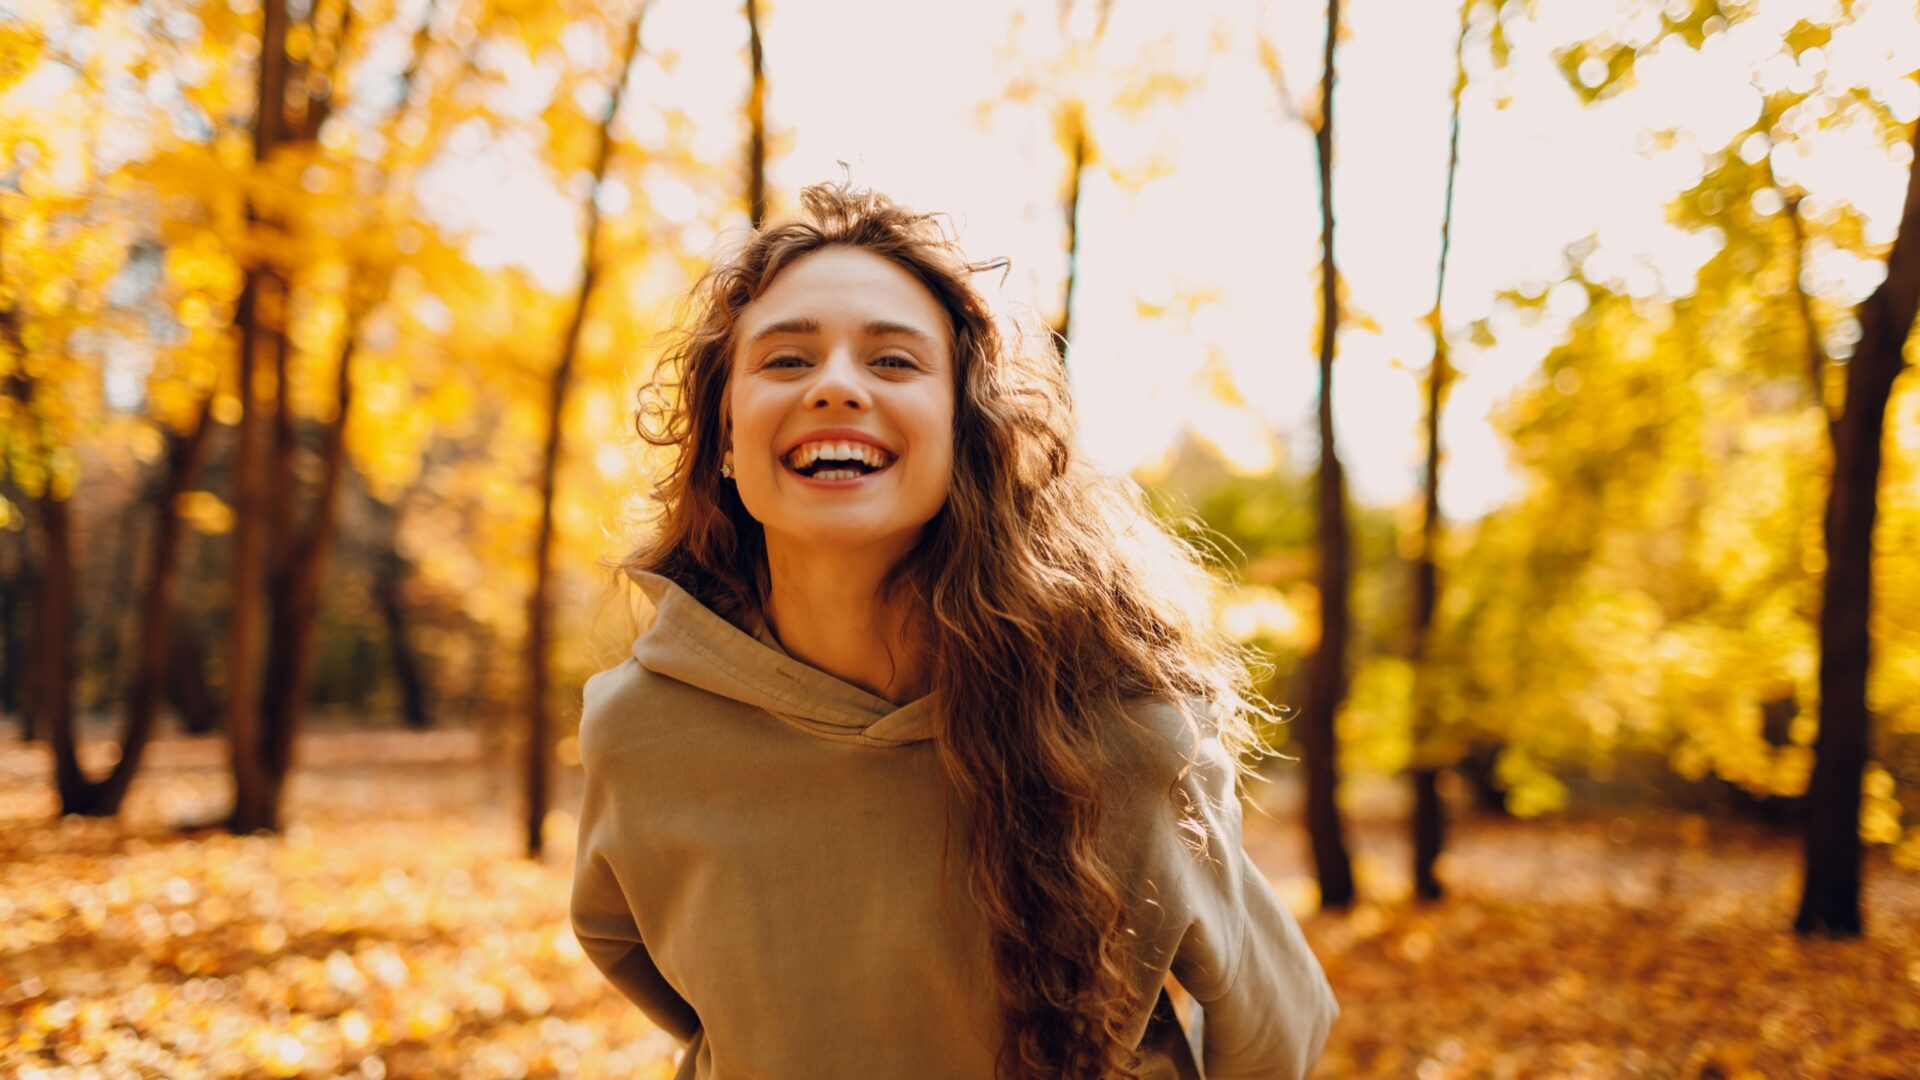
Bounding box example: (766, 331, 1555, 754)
(745, 316, 940, 350)
(746, 317, 820, 344)
(863, 320, 940, 349)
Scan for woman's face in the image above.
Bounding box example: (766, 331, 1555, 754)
(725, 245, 957, 558)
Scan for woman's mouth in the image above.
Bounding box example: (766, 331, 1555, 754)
(781, 439, 897, 483)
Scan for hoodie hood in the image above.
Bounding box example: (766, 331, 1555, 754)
(625, 569, 941, 748)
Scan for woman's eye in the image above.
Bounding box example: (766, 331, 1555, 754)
(764, 354, 808, 368)
(873, 354, 915, 369)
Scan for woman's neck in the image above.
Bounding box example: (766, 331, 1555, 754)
(761, 535, 929, 705)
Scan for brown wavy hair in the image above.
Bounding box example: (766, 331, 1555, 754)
(621, 181, 1275, 1078)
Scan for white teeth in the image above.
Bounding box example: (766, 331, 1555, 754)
(784, 440, 894, 470)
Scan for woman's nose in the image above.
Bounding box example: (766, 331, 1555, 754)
(806, 348, 870, 410)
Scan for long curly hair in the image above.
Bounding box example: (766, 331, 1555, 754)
(621, 181, 1276, 1078)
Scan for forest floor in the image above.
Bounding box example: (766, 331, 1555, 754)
(2, 727, 1918, 1079)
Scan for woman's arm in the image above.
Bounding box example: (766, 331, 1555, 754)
(569, 848, 701, 1042)
(1169, 729, 1340, 1080)
(569, 710, 702, 1043)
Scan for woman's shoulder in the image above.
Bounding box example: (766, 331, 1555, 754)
(1098, 696, 1252, 914)
(1103, 694, 1235, 791)
(578, 655, 713, 763)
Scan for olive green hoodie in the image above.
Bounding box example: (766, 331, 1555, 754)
(570, 570, 1339, 1079)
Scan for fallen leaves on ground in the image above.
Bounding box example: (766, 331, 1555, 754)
(3, 731, 1918, 1078)
(1247, 785, 1920, 1079)
(1, 732, 672, 1079)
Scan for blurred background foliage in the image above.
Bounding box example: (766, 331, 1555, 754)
(6, 0, 1920, 1073)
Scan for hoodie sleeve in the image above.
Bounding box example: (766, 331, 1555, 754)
(1168, 727, 1340, 1080)
(569, 686, 702, 1043)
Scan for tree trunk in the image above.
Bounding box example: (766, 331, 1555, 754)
(1, 514, 21, 721)
(16, 563, 40, 741)
(1, 246, 41, 743)
(1459, 737, 1510, 815)
(744, 0, 767, 229)
(134, 392, 218, 724)
(216, 0, 293, 836)
(226, 272, 277, 834)
(5, 337, 87, 809)
(88, 491, 146, 716)
(35, 473, 81, 810)
(1795, 117, 1920, 937)
(377, 539, 433, 730)
(251, 213, 300, 796)
(1052, 103, 1087, 358)
(368, 480, 432, 729)
(1783, 189, 1838, 437)
(1047, 2, 1111, 360)
(528, 8, 649, 859)
(61, 393, 219, 815)
(1302, 0, 1355, 911)
(169, 614, 219, 735)
(1409, 0, 1470, 904)
(218, 0, 366, 834)
(243, 0, 439, 779)
(256, 333, 355, 784)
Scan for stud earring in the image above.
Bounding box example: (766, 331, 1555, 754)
(720, 454, 734, 479)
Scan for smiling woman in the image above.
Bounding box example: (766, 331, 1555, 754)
(725, 246, 956, 704)
(571, 182, 1339, 1080)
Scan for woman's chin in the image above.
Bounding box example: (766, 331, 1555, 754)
(762, 516, 932, 560)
